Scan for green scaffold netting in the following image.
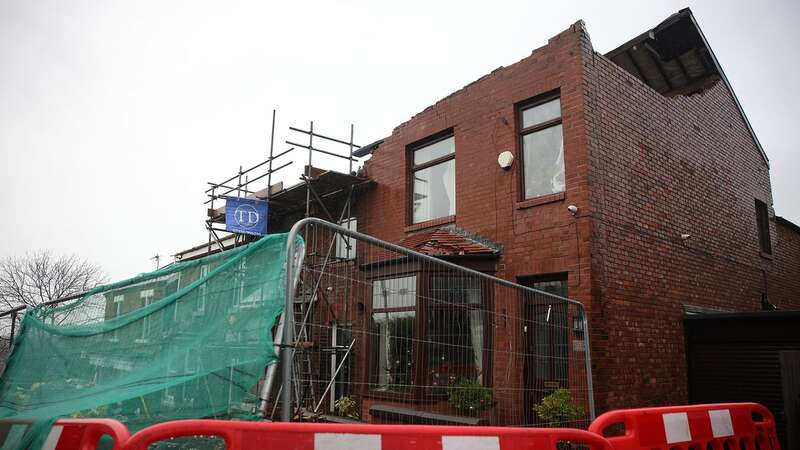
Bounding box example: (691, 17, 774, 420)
(0, 232, 301, 449)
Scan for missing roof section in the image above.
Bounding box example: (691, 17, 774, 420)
(606, 8, 768, 165)
(606, 9, 720, 97)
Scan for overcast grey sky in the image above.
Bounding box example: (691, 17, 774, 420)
(1, 0, 798, 280)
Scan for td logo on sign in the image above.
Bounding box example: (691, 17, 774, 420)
(234, 204, 260, 229)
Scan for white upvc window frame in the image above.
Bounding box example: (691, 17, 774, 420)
(136, 289, 155, 343)
(336, 218, 357, 260)
(110, 294, 124, 342)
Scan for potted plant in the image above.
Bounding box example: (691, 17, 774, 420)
(447, 378, 493, 416)
(533, 388, 584, 426)
(334, 396, 359, 420)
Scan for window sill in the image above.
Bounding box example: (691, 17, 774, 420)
(760, 251, 773, 260)
(405, 215, 455, 233)
(515, 192, 565, 210)
(369, 404, 488, 425)
(363, 389, 437, 404)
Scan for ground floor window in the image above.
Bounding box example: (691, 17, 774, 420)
(426, 277, 485, 390)
(370, 276, 417, 393)
(369, 273, 490, 399)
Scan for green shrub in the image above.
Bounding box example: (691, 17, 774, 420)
(334, 396, 359, 419)
(533, 389, 584, 425)
(447, 378, 492, 412)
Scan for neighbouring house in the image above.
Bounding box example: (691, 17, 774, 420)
(173, 8, 800, 427)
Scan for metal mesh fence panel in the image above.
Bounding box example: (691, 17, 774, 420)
(276, 218, 594, 428)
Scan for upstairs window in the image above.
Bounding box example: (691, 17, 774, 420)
(519, 96, 565, 199)
(110, 295, 124, 342)
(137, 289, 155, 343)
(755, 199, 772, 255)
(196, 265, 208, 314)
(410, 134, 455, 224)
(335, 218, 357, 259)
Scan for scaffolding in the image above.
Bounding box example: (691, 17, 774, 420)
(193, 112, 374, 422)
(190, 111, 369, 262)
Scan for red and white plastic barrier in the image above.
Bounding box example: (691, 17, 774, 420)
(588, 403, 780, 450)
(49, 419, 130, 450)
(0, 402, 782, 450)
(121, 420, 613, 450)
(0, 418, 130, 450)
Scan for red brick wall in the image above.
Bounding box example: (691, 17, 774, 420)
(358, 23, 593, 423)
(770, 219, 800, 308)
(581, 38, 800, 411)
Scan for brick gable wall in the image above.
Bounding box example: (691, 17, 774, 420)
(581, 37, 799, 410)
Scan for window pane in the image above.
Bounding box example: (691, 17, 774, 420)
(529, 303, 569, 381)
(525, 278, 568, 384)
(430, 277, 481, 305)
(332, 324, 354, 407)
(412, 159, 455, 223)
(371, 311, 415, 392)
(529, 279, 567, 297)
(426, 280, 484, 390)
(755, 200, 772, 254)
(372, 276, 416, 309)
(413, 136, 455, 166)
(522, 98, 561, 129)
(335, 218, 357, 259)
(522, 124, 565, 199)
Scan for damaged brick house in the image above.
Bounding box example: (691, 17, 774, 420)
(171, 8, 800, 426)
(340, 8, 800, 417)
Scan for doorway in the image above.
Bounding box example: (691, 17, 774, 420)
(519, 274, 570, 425)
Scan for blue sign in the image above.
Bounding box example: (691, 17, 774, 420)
(225, 197, 268, 236)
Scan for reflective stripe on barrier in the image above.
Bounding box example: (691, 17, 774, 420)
(0, 418, 129, 450)
(51, 419, 130, 450)
(121, 420, 614, 450)
(587, 403, 780, 450)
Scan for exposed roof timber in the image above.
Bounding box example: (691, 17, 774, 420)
(606, 10, 718, 98)
(641, 43, 676, 91)
(673, 51, 693, 83)
(605, 8, 769, 166)
(621, 50, 644, 79)
(644, 42, 692, 88)
(625, 49, 648, 84)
